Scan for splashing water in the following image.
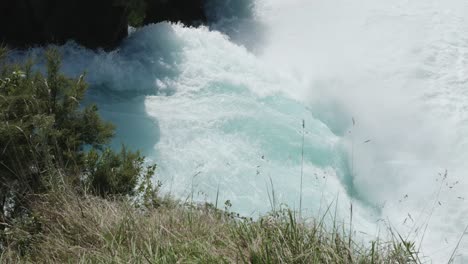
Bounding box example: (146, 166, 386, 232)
(16, 0, 468, 262)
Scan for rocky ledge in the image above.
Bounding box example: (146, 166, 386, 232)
(0, 0, 206, 50)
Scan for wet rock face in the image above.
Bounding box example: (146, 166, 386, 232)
(0, 0, 128, 50)
(144, 0, 207, 26)
(0, 0, 207, 50)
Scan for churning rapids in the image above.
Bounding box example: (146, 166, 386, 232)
(16, 0, 468, 262)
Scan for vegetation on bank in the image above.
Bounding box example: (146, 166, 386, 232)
(0, 49, 421, 263)
(116, 0, 147, 27)
(0, 188, 421, 263)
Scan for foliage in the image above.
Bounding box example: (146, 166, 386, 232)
(0, 48, 150, 237)
(135, 163, 162, 209)
(114, 0, 147, 27)
(84, 147, 144, 197)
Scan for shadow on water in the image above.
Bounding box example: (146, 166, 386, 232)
(85, 86, 160, 157)
(54, 24, 186, 156)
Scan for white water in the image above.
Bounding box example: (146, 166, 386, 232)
(20, 0, 468, 262)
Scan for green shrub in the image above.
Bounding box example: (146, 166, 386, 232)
(84, 147, 143, 197)
(0, 48, 150, 227)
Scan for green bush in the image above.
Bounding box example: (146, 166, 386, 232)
(0, 48, 150, 224)
(84, 147, 143, 197)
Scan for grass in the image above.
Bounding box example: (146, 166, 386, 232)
(0, 181, 421, 263)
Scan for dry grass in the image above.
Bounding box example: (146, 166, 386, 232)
(0, 184, 420, 264)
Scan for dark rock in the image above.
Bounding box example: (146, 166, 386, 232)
(144, 0, 207, 26)
(0, 0, 128, 50)
(0, 0, 208, 50)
